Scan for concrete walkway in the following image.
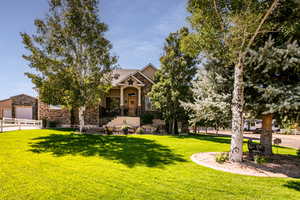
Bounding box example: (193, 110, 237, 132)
(207, 130, 300, 149)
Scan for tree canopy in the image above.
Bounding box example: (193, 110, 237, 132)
(149, 28, 197, 134)
(21, 0, 117, 131)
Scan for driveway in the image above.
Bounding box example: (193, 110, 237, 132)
(207, 130, 300, 149)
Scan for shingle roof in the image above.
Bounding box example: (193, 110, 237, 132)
(112, 69, 139, 85)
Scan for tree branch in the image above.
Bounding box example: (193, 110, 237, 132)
(246, 0, 280, 50)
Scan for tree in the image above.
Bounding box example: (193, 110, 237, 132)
(182, 0, 280, 162)
(245, 38, 300, 155)
(149, 28, 197, 134)
(182, 59, 232, 133)
(21, 0, 117, 132)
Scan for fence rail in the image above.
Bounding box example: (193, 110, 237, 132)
(0, 118, 42, 132)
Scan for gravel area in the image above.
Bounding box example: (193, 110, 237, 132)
(191, 152, 300, 178)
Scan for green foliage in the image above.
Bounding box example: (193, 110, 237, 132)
(254, 155, 269, 164)
(245, 39, 300, 119)
(297, 149, 300, 158)
(47, 121, 60, 128)
(215, 152, 229, 164)
(149, 28, 197, 134)
(141, 113, 154, 125)
(182, 60, 232, 129)
(135, 127, 145, 134)
(21, 0, 117, 111)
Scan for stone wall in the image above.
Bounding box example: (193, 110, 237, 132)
(38, 101, 71, 125)
(38, 101, 99, 126)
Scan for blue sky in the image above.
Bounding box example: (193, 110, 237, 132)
(0, 0, 189, 99)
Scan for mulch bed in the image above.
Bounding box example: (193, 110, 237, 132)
(191, 152, 300, 178)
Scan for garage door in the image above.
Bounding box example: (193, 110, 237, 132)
(15, 106, 33, 120)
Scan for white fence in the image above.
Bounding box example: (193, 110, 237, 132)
(0, 118, 42, 133)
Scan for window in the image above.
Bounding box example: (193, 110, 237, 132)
(49, 105, 62, 110)
(145, 96, 152, 111)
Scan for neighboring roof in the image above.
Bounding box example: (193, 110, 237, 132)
(0, 94, 37, 102)
(10, 94, 37, 100)
(0, 98, 10, 103)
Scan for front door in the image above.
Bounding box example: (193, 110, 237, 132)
(128, 95, 137, 116)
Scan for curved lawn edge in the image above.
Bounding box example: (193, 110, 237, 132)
(191, 152, 299, 178)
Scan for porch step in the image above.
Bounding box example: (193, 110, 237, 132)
(106, 116, 140, 127)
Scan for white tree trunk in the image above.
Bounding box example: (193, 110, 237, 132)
(79, 106, 86, 133)
(230, 62, 244, 162)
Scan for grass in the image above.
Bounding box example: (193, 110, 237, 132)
(0, 129, 299, 200)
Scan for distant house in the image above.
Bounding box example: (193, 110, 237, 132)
(0, 64, 158, 127)
(0, 94, 38, 120)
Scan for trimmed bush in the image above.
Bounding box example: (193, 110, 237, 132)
(254, 155, 269, 164)
(141, 113, 154, 124)
(47, 121, 59, 128)
(215, 152, 229, 164)
(135, 127, 145, 134)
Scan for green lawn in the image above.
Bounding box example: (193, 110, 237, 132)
(0, 129, 299, 200)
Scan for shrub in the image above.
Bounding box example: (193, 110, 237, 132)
(47, 121, 59, 128)
(141, 113, 154, 125)
(254, 155, 269, 164)
(297, 149, 300, 158)
(135, 127, 145, 134)
(121, 125, 131, 135)
(215, 152, 229, 164)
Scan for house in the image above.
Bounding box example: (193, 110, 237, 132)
(101, 64, 157, 117)
(0, 64, 158, 127)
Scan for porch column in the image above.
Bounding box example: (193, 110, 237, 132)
(120, 86, 124, 116)
(137, 87, 142, 116)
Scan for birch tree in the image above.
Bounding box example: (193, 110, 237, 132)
(21, 0, 117, 132)
(182, 0, 280, 162)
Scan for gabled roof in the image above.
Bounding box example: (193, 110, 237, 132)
(0, 94, 37, 102)
(10, 94, 37, 100)
(112, 64, 157, 86)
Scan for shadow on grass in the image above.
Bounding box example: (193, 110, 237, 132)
(171, 135, 232, 144)
(172, 134, 294, 152)
(29, 133, 186, 168)
(284, 181, 300, 191)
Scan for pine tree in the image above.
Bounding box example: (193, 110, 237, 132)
(149, 28, 197, 134)
(21, 0, 117, 132)
(245, 39, 300, 155)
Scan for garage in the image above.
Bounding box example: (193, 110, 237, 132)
(15, 106, 33, 120)
(3, 108, 12, 118)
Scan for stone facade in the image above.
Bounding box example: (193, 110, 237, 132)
(38, 101, 72, 125)
(38, 101, 99, 126)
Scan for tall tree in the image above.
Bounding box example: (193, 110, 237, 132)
(245, 39, 300, 155)
(149, 28, 197, 134)
(182, 0, 280, 162)
(21, 0, 117, 132)
(182, 59, 232, 132)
